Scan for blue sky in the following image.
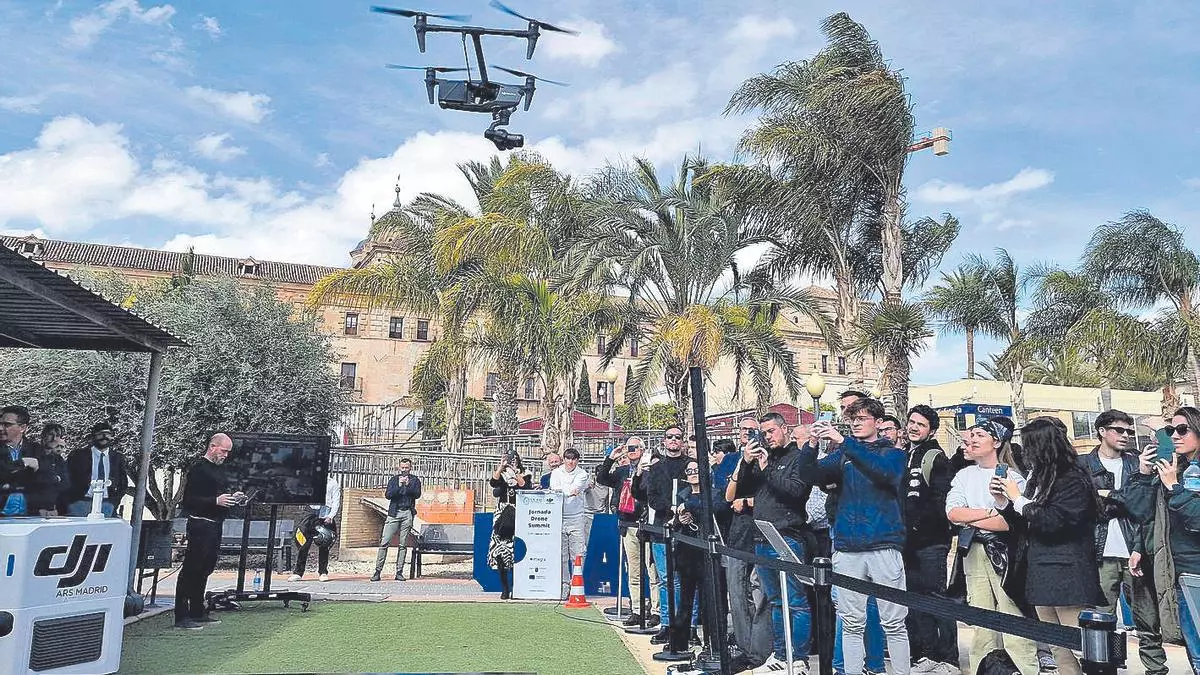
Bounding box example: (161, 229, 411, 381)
(2, 0, 1199, 385)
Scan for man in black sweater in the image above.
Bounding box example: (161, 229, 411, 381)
(595, 437, 650, 626)
(635, 424, 689, 644)
(735, 411, 816, 674)
(901, 405, 959, 675)
(175, 433, 240, 630)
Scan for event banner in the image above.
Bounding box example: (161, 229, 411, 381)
(513, 490, 563, 600)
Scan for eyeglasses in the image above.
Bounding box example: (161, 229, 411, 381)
(627, 444, 643, 450)
(664, 434, 684, 440)
(685, 468, 699, 475)
(1104, 426, 1136, 436)
(1165, 424, 1193, 437)
(849, 416, 875, 423)
(739, 427, 756, 432)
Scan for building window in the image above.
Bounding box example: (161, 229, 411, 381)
(597, 335, 606, 356)
(820, 355, 829, 374)
(389, 316, 404, 339)
(1071, 412, 1099, 440)
(630, 340, 639, 357)
(19, 241, 43, 256)
(597, 382, 610, 405)
(239, 261, 259, 276)
(343, 313, 359, 336)
(485, 372, 499, 400)
(524, 378, 537, 400)
(339, 362, 358, 390)
(837, 356, 847, 375)
(416, 319, 430, 341)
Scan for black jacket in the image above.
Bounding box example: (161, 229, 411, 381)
(634, 454, 688, 541)
(28, 451, 71, 514)
(595, 457, 645, 524)
(735, 441, 816, 540)
(904, 439, 954, 550)
(385, 474, 423, 516)
(1000, 468, 1105, 607)
(65, 445, 129, 505)
(1078, 447, 1139, 561)
(1122, 458, 1200, 576)
(489, 472, 533, 506)
(0, 441, 38, 511)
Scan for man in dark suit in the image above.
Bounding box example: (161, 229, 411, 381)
(0, 405, 40, 516)
(65, 421, 128, 517)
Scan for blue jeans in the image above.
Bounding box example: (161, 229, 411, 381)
(651, 541, 699, 626)
(834, 592, 886, 673)
(1178, 585, 1200, 674)
(67, 500, 115, 517)
(756, 537, 812, 660)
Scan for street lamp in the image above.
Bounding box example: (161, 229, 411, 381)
(806, 371, 827, 420)
(599, 365, 620, 438)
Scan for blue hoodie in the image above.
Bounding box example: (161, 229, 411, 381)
(816, 436, 906, 553)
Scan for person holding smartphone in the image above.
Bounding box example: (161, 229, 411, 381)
(1122, 407, 1200, 673)
(944, 419, 1038, 675)
(596, 438, 650, 625)
(175, 433, 241, 631)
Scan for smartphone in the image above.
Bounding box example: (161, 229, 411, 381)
(995, 463, 1009, 479)
(817, 411, 834, 424)
(747, 429, 766, 446)
(1155, 428, 1176, 463)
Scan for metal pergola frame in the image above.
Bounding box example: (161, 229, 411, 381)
(0, 244, 186, 593)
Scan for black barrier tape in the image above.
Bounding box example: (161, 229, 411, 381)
(637, 523, 1083, 652)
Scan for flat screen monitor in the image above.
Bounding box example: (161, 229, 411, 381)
(221, 432, 330, 505)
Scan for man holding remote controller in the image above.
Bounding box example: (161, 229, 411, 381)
(175, 433, 242, 631)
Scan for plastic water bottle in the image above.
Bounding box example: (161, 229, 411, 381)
(1184, 461, 1200, 493)
(253, 569, 262, 591)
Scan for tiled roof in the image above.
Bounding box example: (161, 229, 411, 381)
(1, 236, 344, 286)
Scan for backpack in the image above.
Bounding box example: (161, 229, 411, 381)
(920, 448, 941, 485)
(976, 649, 1019, 675)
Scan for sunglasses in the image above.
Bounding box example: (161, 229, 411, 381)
(664, 434, 684, 440)
(1104, 426, 1136, 436)
(1165, 424, 1193, 437)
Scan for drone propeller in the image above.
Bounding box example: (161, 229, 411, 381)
(370, 6, 470, 21)
(385, 64, 468, 73)
(494, 66, 568, 87)
(489, 1, 577, 59)
(495, 66, 567, 111)
(488, 1, 576, 33)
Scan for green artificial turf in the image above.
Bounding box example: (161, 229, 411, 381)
(119, 601, 643, 674)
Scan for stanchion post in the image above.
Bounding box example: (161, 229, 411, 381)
(1079, 610, 1121, 675)
(664, 523, 677, 634)
(812, 557, 836, 675)
(780, 569, 795, 675)
(626, 525, 658, 635)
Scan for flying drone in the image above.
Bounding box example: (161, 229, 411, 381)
(372, 1, 576, 150)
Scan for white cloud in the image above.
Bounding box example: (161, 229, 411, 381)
(185, 86, 271, 124)
(914, 168, 1055, 205)
(196, 15, 221, 38)
(710, 15, 802, 90)
(539, 19, 618, 67)
(314, 153, 332, 168)
(66, 0, 176, 49)
(0, 94, 46, 114)
(192, 133, 246, 162)
(542, 63, 699, 128)
(1184, 177, 1200, 190)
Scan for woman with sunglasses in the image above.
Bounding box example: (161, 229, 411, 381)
(666, 459, 705, 652)
(1124, 407, 1200, 673)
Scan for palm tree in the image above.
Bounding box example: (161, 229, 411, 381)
(925, 266, 1004, 379)
(1083, 210, 1200, 401)
(966, 248, 1030, 425)
(307, 198, 482, 453)
(848, 300, 933, 414)
(727, 12, 915, 304)
(572, 155, 834, 424)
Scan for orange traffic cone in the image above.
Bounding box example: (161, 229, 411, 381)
(564, 555, 590, 608)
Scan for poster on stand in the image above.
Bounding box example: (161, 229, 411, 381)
(513, 490, 563, 600)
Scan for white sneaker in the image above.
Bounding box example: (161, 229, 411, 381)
(754, 655, 807, 673)
(912, 658, 938, 673)
(287, 574, 302, 582)
(318, 574, 330, 582)
(932, 663, 961, 675)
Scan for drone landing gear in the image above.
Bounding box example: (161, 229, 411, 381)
(484, 109, 524, 150)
